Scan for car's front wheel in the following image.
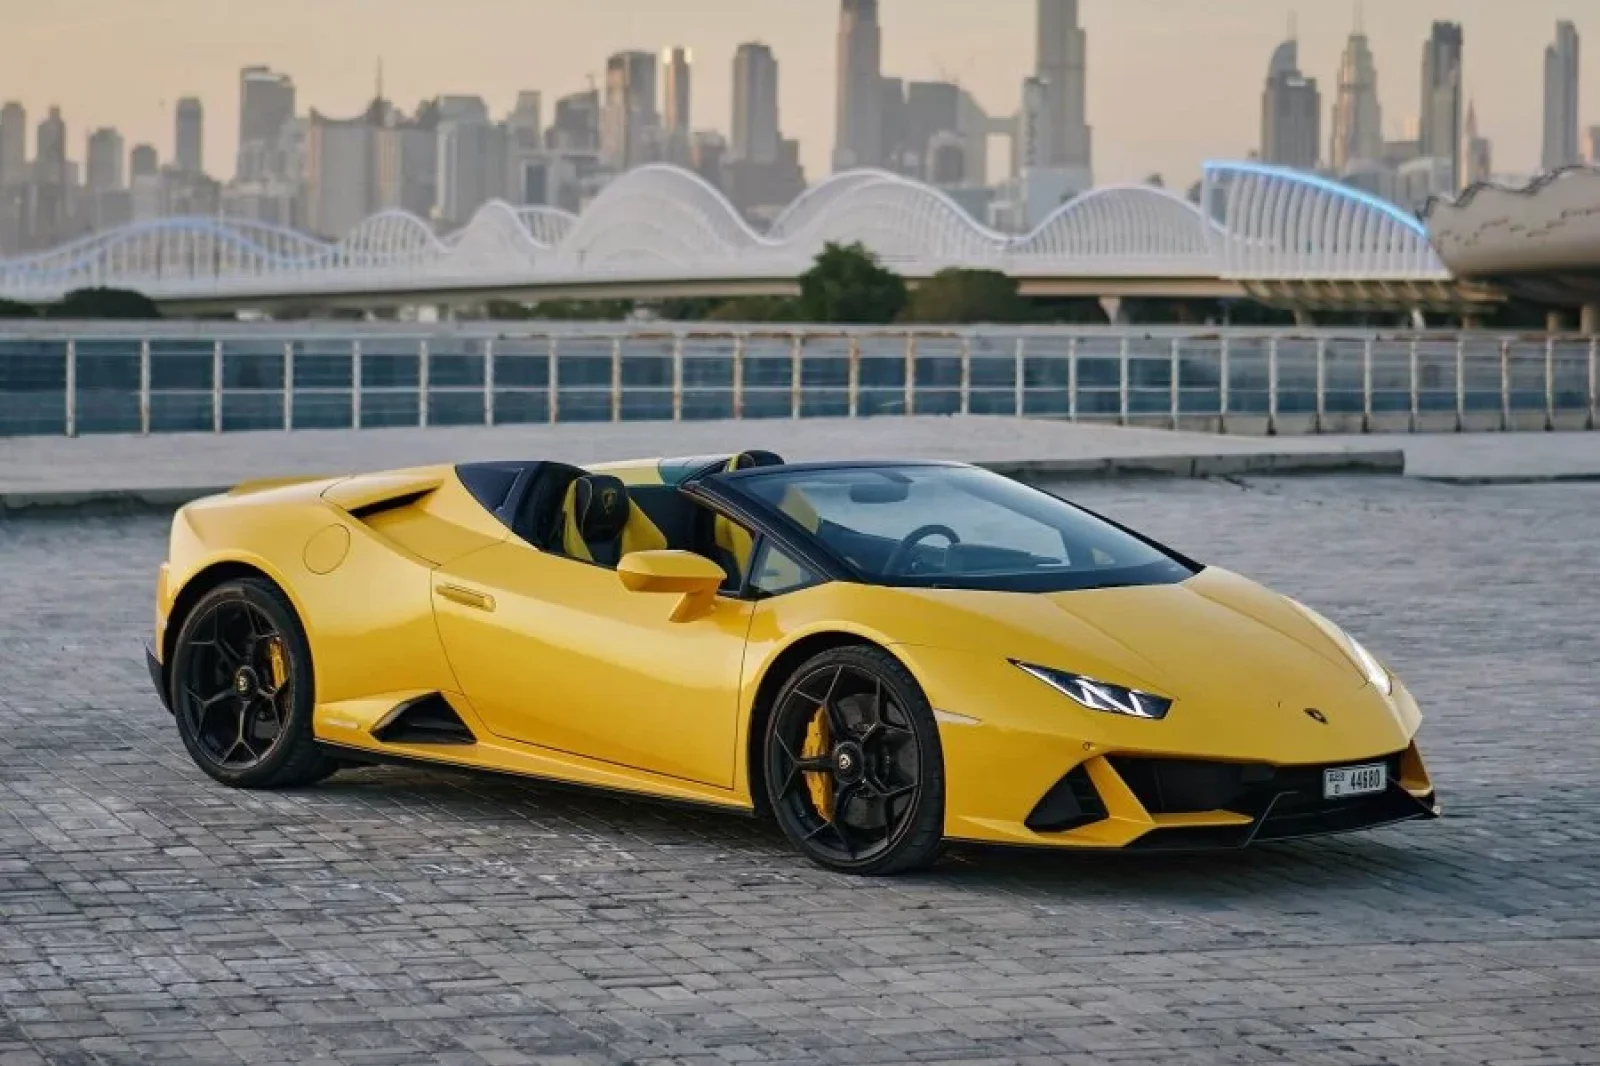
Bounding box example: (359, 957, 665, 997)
(763, 646, 945, 875)
(170, 577, 337, 789)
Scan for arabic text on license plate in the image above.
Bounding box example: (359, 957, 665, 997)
(1323, 762, 1386, 799)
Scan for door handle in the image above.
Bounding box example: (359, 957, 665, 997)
(436, 583, 496, 612)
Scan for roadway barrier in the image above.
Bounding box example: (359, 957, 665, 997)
(1, 325, 1595, 437)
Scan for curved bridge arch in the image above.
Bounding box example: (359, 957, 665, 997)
(0, 162, 1456, 302)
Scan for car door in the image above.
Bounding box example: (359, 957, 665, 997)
(430, 538, 755, 789)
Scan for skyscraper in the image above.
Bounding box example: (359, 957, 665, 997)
(175, 96, 204, 174)
(662, 48, 691, 137)
(129, 143, 159, 178)
(86, 127, 125, 191)
(507, 91, 543, 151)
(1419, 22, 1464, 191)
(832, 0, 882, 171)
(35, 107, 67, 185)
(550, 90, 600, 153)
(0, 102, 25, 187)
(1261, 39, 1321, 170)
(602, 51, 658, 171)
(1035, 0, 1092, 170)
(1543, 22, 1581, 171)
(1330, 16, 1383, 171)
(238, 67, 295, 179)
(731, 43, 780, 164)
(1465, 101, 1492, 187)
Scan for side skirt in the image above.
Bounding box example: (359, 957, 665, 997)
(316, 741, 761, 820)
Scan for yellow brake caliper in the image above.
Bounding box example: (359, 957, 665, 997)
(265, 638, 288, 693)
(802, 706, 832, 821)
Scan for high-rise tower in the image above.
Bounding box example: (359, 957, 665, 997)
(732, 43, 781, 164)
(1419, 22, 1464, 191)
(175, 96, 205, 174)
(832, 0, 882, 171)
(1035, 0, 1092, 170)
(1330, 8, 1383, 172)
(1261, 38, 1321, 170)
(1543, 21, 1581, 171)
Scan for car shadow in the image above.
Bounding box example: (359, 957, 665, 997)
(312, 762, 1441, 900)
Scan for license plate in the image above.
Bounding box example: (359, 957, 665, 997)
(1323, 762, 1387, 799)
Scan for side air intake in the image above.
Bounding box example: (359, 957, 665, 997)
(372, 693, 477, 745)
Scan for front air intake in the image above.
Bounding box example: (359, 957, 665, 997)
(1024, 765, 1108, 832)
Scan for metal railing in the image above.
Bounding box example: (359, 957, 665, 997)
(1, 325, 1596, 438)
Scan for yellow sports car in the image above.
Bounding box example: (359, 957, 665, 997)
(147, 451, 1438, 874)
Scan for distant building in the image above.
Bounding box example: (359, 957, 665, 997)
(507, 91, 543, 151)
(1396, 155, 1454, 212)
(1543, 22, 1581, 171)
(1018, 77, 1052, 172)
(926, 131, 966, 186)
(833, 0, 883, 171)
(602, 51, 658, 171)
(1260, 38, 1321, 170)
(905, 81, 960, 176)
(1330, 19, 1383, 171)
(86, 127, 124, 192)
(691, 131, 727, 188)
(0, 102, 25, 188)
(662, 48, 691, 137)
(435, 96, 507, 226)
(238, 67, 295, 179)
(1419, 22, 1464, 190)
(305, 104, 383, 238)
(376, 104, 438, 218)
(1035, 0, 1092, 170)
(1590, 125, 1600, 163)
(724, 137, 805, 223)
(549, 91, 600, 154)
(129, 143, 159, 178)
(730, 43, 780, 164)
(1465, 102, 1493, 187)
(880, 77, 910, 174)
(175, 96, 205, 175)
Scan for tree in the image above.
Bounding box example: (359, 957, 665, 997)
(0, 298, 36, 318)
(797, 242, 907, 324)
(902, 269, 1031, 324)
(45, 288, 162, 319)
(705, 295, 802, 322)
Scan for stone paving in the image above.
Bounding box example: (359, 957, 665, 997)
(1, 476, 1598, 1065)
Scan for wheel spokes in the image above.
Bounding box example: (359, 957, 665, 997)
(179, 599, 291, 770)
(772, 663, 924, 865)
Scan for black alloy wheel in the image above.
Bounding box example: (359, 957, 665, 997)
(170, 578, 336, 789)
(764, 646, 945, 875)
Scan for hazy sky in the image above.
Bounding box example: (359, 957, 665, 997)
(3, 0, 1598, 188)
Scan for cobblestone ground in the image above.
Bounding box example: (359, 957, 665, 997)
(1, 476, 1597, 1066)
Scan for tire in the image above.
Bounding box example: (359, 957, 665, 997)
(169, 577, 337, 789)
(763, 645, 945, 875)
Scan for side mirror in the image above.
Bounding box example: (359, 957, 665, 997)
(617, 550, 727, 622)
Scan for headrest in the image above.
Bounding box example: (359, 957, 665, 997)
(727, 450, 784, 472)
(573, 475, 631, 543)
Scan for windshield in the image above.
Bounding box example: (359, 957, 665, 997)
(731, 465, 1198, 593)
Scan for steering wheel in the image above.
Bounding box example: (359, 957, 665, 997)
(884, 524, 962, 575)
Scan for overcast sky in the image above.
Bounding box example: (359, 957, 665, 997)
(3, 0, 1597, 187)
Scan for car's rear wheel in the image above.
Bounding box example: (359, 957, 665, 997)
(170, 577, 337, 789)
(763, 646, 945, 875)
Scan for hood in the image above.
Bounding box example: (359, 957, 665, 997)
(888, 567, 1413, 758)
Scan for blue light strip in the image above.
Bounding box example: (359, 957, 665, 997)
(1203, 160, 1427, 235)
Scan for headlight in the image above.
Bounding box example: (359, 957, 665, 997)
(1012, 661, 1173, 720)
(1287, 600, 1393, 696)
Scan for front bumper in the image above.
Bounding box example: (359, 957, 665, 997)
(145, 641, 172, 714)
(950, 743, 1439, 850)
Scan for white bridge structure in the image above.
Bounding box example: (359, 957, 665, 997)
(0, 162, 1469, 314)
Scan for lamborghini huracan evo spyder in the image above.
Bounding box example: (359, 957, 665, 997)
(146, 451, 1438, 874)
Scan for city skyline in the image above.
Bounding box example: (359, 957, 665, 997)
(3, 0, 1599, 189)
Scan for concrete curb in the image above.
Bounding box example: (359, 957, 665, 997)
(1415, 472, 1600, 486)
(977, 449, 1407, 481)
(0, 448, 1407, 520)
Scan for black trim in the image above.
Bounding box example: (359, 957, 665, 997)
(145, 641, 172, 714)
(1025, 765, 1108, 832)
(348, 490, 434, 521)
(456, 461, 531, 516)
(372, 694, 478, 745)
(313, 741, 758, 819)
